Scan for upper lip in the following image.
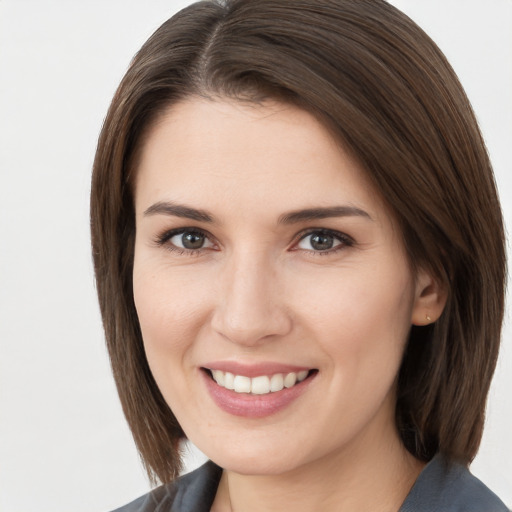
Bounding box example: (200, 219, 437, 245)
(201, 361, 314, 378)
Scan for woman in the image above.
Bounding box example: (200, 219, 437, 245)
(90, 0, 508, 510)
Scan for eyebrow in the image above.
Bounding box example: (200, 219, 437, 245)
(144, 201, 213, 222)
(143, 201, 372, 224)
(278, 206, 372, 224)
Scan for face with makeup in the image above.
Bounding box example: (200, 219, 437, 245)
(132, 98, 442, 476)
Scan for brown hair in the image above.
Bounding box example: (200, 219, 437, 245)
(91, 0, 506, 483)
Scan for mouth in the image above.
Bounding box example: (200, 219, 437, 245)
(202, 368, 318, 395)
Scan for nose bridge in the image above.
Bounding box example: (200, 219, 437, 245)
(212, 247, 291, 345)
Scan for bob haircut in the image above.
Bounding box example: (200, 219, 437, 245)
(91, 0, 506, 484)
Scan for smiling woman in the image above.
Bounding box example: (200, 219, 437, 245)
(90, 1, 508, 511)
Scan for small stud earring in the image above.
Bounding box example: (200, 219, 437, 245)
(426, 314, 432, 322)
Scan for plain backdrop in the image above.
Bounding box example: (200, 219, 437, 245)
(0, 1, 511, 511)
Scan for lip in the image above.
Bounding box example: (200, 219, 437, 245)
(200, 364, 317, 418)
(202, 360, 311, 378)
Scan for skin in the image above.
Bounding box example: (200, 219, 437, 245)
(132, 98, 445, 512)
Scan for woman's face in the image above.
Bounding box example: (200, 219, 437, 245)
(133, 98, 431, 475)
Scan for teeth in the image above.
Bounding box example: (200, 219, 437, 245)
(224, 372, 235, 390)
(297, 370, 308, 382)
(284, 372, 297, 388)
(209, 369, 310, 395)
(233, 375, 251, 393)
(251, 375, 270, 395)
(211, 370, 225, 386)
(270, 373, 284, 392)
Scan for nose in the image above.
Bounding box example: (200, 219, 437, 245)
(211, 251, 292, 346)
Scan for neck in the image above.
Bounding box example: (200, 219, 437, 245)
(211, 418, 424, 512)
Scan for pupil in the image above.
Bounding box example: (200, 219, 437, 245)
(311, 233, 333, 251)
(182, 232, 204, 249)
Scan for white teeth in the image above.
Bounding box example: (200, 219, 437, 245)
(270, 373, 284, 392)
(284, 372, 297, 388)
(209, 369, 310, 395)
(224, 372, 235, 390)
(251, 376, 270, 395)
(233, 375, 251, 393)
(297, 370, 308, 382)
(212, 369, 225, 386)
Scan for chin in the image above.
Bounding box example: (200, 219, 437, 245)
(192, 430, 319, 476)
(213, 451, 307, 476)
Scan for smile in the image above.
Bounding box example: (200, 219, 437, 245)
(208, 369, 310, 395)
(201, 364, 318, 417)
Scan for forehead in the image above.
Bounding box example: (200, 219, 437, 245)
(134, 98, 388, 223)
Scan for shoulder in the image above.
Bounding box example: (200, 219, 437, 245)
(400, 454, 509, 512)
(109, 461, 222, 512)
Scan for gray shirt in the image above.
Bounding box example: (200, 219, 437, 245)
(112, 454, 508, 512)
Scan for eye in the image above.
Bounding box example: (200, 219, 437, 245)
(156, 228, 216, 253)
(171, 231, 211, 250)
(295, 229, 353, 253)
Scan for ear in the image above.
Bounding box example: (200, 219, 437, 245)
(411, 268, 447, 326)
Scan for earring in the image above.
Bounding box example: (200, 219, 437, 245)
(425, 314, 432, 323)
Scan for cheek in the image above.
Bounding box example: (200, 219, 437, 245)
(132, 261, 211, 366)
(132, 262, 214, 419)
(292, 263, 415, 369)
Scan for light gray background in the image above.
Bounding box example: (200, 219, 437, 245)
(0, 1, 510, 511)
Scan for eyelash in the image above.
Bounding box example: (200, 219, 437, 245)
(153, 227, 354, 256)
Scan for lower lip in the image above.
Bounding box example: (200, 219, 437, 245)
(201, 370, 316, 418)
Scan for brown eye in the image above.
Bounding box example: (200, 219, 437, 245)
(166, 229, 215, 251)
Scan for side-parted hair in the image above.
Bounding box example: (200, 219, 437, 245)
(91, 0, 506, 484)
